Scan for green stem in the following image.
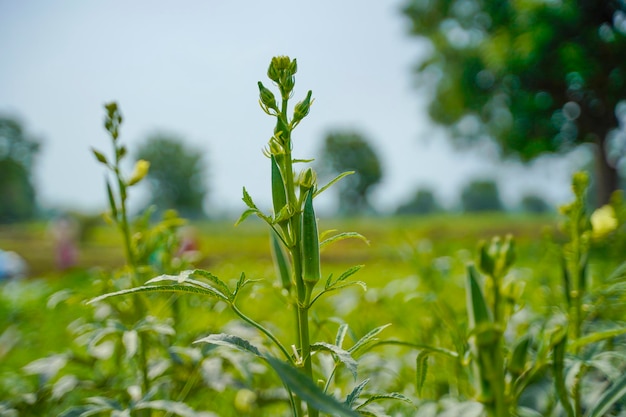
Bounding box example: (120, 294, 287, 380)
(231, 303, 293, 363)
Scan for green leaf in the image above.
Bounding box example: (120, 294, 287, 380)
(293, 158, 314, 163)
(355, 392, 413, 410)
(349, 324, 392, 356)
(326, 265, 364, 288)
(87, 283, 229, 305)
(415, 350, 430, 397)
(335, 323, 349, 349)
(571, 327, 626, 350)
(135, 400, 200, 417)
(190, 269, 232, 300)
(235, 208, 258, 226)
(311, 342, 358, 380)
(345, 379, 369, 408)
(586, 371, 626, 417)
(194, 333, 262, 357)
(263, 355, 360, 417)
(320, 232, 369, 250)
(147, 273, 231, 300)
(242, 187, 258, 210)
(315, 171, 354, 197)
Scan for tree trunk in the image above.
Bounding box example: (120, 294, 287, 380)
(594, 133, 619, 207)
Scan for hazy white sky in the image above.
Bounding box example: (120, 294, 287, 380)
(0, 0, 581, 216)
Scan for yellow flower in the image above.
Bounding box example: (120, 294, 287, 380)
(127, 159, 150, 186)
(590, 204, 618, 239)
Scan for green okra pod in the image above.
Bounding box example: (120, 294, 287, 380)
(301, 189, 321, 286)
(271, 155, 287, 219)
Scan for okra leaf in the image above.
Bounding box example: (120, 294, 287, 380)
(416, 350, 430, 397)
(263, 355, 360, 417)
(315, 171, 354, 197)
(194, 333, 262, 357)
(606, 260, 626, 282)
(355, 392, 413, 410)
(232, 272, 258, 299)
(345, 379, 369, 408)
(88, 283, 229, 305)
(335, 323, 349, 349)
(327, 265, 364, 287)
(147, 272, 231, 300)
(190, 269, 232, 300)
(311, 342, 358, 380)
(586, 371, 626, 417)
(135, 400, 200, 417)
(235, 208, 258, 226)
(349, 324, 392, 356)
(241, 187, 258, 210)
(571, 327, 626, 351)
(320, 232, 369, 250)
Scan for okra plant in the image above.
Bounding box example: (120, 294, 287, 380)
(91, 56, 408, 417)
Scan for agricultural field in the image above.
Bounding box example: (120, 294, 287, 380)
(1, 57, 625, 417)
(1, 207, 625, 416)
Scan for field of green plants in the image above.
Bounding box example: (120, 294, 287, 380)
(1, 56, 626, 417)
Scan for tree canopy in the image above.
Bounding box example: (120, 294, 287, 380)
(135, 134, 208, 219)
(318, 131, 383, 215)
(0, 117, 40, 223)
(403, 0, 626, 205)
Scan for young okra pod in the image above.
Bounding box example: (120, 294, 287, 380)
(271, 155, 288, 220)
(301, 189, 321, 286)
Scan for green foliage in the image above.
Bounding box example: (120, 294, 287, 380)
(0, 117, 40, 223)
(135, 134, 208, 219)
(318, 131, 383, 215)
(402, 0, 626, 205)
(460, 179, 503, 212)
(396, 188, 441, 215)
(520, 193, 551, 214)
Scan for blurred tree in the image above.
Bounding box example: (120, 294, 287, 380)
(135, 134, 208, 219)
(460, 179, 503, 212)
(318, 131, 383, 215)
(520, 193, 551, 214)
(396, 188, 441, 215)
(403, 0, 626, 205)
(0, 117, 40, 223)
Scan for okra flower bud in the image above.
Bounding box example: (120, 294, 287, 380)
(292, 90, 313, 126)
(298, 167, 317, 194)
(268, 56, 291, 82)
(258, 82, 278, 113)
(301, 190, 321, 285)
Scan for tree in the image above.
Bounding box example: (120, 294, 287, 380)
(318, 131, 383, 215)
(135, 134, 208, 219)
(520, 193, 551, 214)
(0, 117, 40, 223)
(396, 188, 441, 215)
(460, 179, 503, 212)
(403, 0, 626, 205)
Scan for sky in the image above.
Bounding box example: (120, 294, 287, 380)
(0, 0, 584, 216)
